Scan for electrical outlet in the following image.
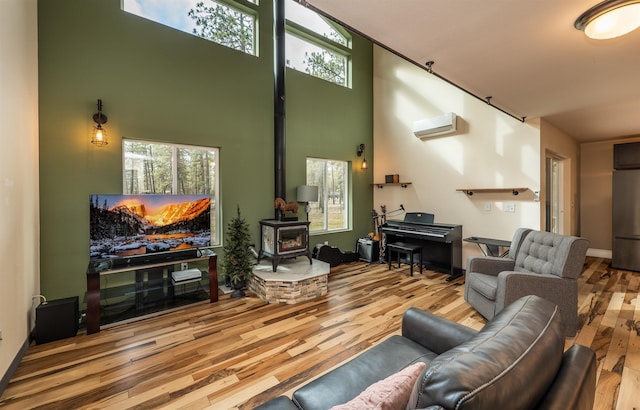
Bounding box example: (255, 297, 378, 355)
(181, 262, 188, 271)
(504, 203, 516, 213)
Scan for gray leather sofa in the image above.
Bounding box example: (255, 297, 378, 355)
(255, 295, 596, 410)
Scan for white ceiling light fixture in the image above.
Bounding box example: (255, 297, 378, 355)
(575, 0, 640, 39)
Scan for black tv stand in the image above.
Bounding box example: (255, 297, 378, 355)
(86, 251, 217, 334)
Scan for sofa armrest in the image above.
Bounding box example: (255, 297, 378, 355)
(536, 344, 596, 410)
(253, 396, 299, 410)
(402, 307, 477, 354)
(467, 256, 516, 276)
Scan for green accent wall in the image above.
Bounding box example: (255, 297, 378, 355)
(38, 0, 373, 306)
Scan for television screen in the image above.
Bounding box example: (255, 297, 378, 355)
(90, 194, 211, 260)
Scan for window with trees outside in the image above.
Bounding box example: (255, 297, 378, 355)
(123, 139, 221, 245)
(306, 158, 349, 233)
(285, 0, 351, 87)
(121, 1, 351, 82)
(122, 0, 258, 56)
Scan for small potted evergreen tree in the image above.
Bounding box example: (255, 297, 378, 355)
(222, 205, 254, 298)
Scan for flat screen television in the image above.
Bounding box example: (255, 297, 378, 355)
(90, 194, 211, 260)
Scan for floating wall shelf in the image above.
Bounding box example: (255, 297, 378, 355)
(373, 182, 412, 189)
(457, 187, 529, 196)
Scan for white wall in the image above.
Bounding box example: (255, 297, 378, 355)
(373, 46, 541, 263)
(0, 0, 40, 382)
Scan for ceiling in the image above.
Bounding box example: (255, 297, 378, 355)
(304, 0, 640, 142)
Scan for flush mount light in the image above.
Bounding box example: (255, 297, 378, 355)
(575, 0, 640, 39)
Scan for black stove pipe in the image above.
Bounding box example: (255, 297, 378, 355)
(274, 0, 286, 219)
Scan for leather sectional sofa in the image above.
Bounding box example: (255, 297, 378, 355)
(255, 295, 596, 409)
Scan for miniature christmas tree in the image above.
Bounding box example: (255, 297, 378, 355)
(222, 205, 254, 297)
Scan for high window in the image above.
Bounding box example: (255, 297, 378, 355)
(306, 158, 349, 233)
(122, 0, 259, 56)
(123, 139, 221, 245)
(285, 0, 351, 87)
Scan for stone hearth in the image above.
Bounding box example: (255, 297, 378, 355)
(249, 258, 330, 304)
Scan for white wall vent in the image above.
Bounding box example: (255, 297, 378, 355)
(413, 112, 457, 138)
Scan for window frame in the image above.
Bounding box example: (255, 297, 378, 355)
(192, 0, 259, 56)
(285, 1, 352, 87)
(121, 0, 259, 57)
(122, 138, 221, 246)
(306, 157, 351, 234)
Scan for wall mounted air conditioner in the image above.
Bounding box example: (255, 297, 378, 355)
(413, 112, 457, 138)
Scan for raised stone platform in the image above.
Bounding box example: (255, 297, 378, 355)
(249, 258, 330, 304)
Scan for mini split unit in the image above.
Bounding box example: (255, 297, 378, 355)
(413, 112, 457, 138)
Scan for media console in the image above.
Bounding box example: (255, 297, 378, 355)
(86, 250, 218, 334)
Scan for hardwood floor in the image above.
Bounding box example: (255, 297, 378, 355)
(1, 256, 638, 409)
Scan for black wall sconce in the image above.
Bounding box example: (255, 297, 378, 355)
(91, 99, 108, 146)
(357, 143, 367, 170)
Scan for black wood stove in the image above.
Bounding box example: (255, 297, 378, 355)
(258, 219, 312, 272)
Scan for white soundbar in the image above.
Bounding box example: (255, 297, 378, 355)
(172, 268, 202, 282)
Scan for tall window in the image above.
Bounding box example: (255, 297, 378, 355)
(123, 139, 221, 245)
(306, 158, 349, 233)
(122, 0, 259, 56)
(285, 0, 351, 87)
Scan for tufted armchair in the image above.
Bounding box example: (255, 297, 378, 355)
(464, 228, 589, 336)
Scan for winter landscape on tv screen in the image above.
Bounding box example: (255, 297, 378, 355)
(90, 194, 211, 260)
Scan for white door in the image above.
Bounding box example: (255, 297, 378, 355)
(545, 156, 564, 234)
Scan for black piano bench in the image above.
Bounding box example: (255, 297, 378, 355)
(386, 242, 423, 276)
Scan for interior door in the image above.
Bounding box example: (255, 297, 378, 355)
(545, 155, 564, 234)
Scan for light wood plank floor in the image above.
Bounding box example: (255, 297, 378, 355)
(1, 257, 638, 409)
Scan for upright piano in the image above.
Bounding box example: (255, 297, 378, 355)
(380, 214, 463, 281)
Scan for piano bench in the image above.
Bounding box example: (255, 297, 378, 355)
(386, 242, 423, 276)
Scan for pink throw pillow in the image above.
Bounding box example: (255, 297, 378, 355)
(329, 362, 427, 410)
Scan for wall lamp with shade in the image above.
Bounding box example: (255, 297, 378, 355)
(357, 143, 368, 170)
(91, 99, 108, 146)
(574, 0, 640, 39)
(297, 185, 318, 221)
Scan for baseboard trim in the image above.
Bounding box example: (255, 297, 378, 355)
(0, 336, 30, 397)
(587, 248, 612, 259)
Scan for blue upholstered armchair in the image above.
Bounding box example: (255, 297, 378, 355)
(464, 228, 589, 336)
